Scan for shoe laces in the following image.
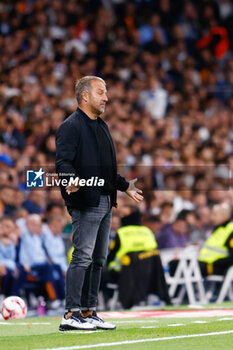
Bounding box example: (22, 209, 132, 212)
(89, 311, 104, 323)
(65, 312, 86, 324)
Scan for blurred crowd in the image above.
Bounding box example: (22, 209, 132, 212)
(1, 0, 233, 304)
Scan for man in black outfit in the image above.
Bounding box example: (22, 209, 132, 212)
(56, 76, 143, 331)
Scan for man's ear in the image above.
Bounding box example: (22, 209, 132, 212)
(82, 91, 88, 102)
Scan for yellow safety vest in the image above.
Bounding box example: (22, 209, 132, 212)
(67, 246, 73, 264)
(109, 225, 157, 271)
(198, 222, 233, 264)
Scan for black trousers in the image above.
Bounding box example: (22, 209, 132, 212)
(103, 252, 171, 309)
(199, 257, 233, 277)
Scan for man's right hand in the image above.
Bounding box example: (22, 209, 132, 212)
(66, 178, 80, 195)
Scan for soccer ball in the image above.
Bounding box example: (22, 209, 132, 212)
(1, 296, 27, 320)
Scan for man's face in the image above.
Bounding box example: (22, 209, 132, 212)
(49, 220, 63, 235)
(26, 218, 42, 235)
(173, 220, 187, 234)
(3, 219, 15, 235)
(87, 80, 108, 115)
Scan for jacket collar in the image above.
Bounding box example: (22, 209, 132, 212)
(76, 107, 98, 123)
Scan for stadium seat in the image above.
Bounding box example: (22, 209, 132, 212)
(22, 275, 45, 307)
(205, 266, 233, 303)
(161, 247, 207, 305)
(105, 283, 120, 311)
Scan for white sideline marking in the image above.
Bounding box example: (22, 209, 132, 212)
(114, 320, 158, 324)
(188, 305, 204, 309)
(0, 322, 51, 325)
(36, 330, 233, 350)
(192, 321, 207, 324)
(141, 326, 158, 329)
(162, 310, 233, 318)
(218, 318, 233, 321)
(168, 323, 184, 327)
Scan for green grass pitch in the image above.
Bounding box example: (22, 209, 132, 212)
(1, 303, 233, 350)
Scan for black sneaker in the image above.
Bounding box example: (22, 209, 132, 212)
(84, 311, 116, 330)
(59, 312, 97, 331)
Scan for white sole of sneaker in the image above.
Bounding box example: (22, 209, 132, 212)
(59, 325, 97, 331)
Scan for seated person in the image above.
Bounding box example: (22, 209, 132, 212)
(198, 203, 233, 276)
(42, 216, 68, 301)
(0, 217, 21, 296)
(16, 214, 58, 303)
(156, 210, 189, 250)
(22, 191, 46, 214)
(157, 210, 200, 277)
(104, 205, 170, 308)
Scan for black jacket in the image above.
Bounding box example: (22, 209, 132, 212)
(55, 108, 129, 209)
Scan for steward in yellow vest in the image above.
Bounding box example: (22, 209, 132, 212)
(108, 225, 157, 272)
(105, 205, 170, 307)
(198, 203, 233, 276)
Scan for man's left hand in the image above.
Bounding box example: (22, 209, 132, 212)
(125, 178, 143, 203)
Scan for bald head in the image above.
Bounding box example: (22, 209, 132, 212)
(26, 214, 42, 234)
(211, 203, 231, 226)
